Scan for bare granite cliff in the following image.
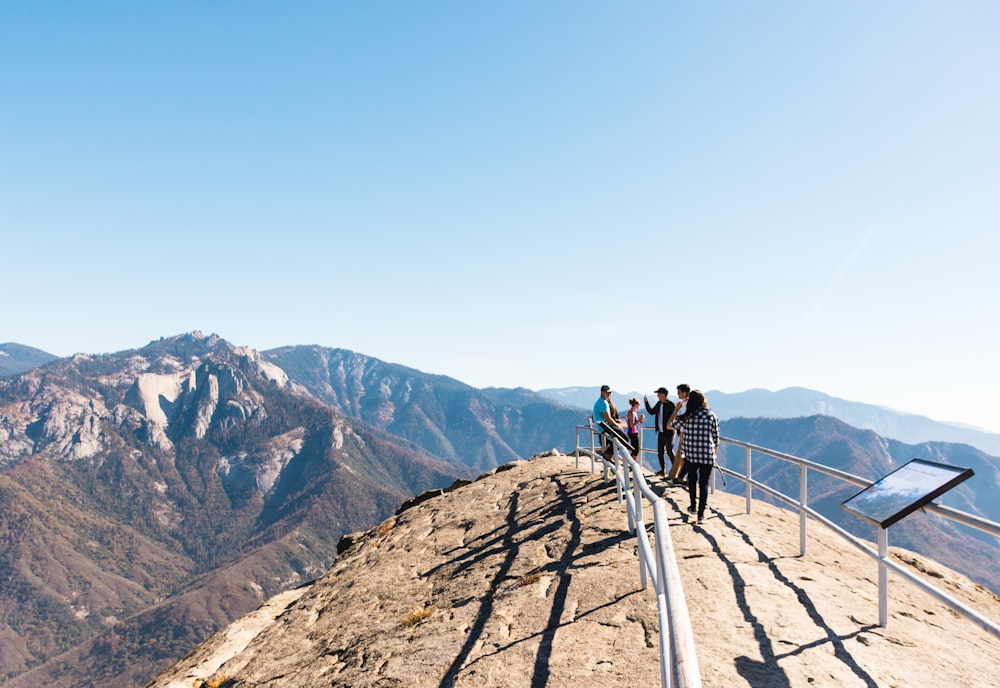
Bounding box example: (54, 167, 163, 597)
(146, 453, 1000, 688)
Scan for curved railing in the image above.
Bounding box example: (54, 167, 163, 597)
(718, 436, 1000, 638)
(572, 423, 1000, 688)
(573, 424, 701, 688)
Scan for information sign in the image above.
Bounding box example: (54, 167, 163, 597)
(841, 458, 973, 528)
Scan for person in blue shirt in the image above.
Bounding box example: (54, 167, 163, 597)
(593, 385, 624, 459)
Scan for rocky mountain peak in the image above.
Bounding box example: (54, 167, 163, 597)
(0, 337, 471, 688)
(0, 334, 297, 464)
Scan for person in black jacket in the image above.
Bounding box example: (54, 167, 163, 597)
(643, 386, 676, 476)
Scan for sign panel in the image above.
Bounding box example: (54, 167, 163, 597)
(841, 458, 974, 528)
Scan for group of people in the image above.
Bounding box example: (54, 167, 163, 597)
(593, 383, 720, 525)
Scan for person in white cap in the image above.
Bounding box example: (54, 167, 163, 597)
(593, 385, 623, 459)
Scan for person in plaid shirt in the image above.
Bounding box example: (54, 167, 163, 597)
(671, 389, 719, 524)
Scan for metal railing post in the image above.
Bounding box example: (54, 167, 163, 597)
(632, 460, 645, 532)
(638, 426, 645, 471)
(879, 527, 889, 627)
(633, 461, 648, 589)
(616, 452, 626, 505)
(623, 453, 635, 531)
(590, 429, 596, 473)
(799, 463, 808, 556)
(744, 445, 753, 514)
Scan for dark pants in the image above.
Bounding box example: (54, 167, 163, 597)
(677, 456, 689, 481)
(600, 432, 614, 458)
(687, 463, 713, 518)
(655, 430, 675, 472)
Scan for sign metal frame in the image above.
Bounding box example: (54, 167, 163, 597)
(841, 458, 974, 529)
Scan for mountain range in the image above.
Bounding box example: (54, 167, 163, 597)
(0, 334, 580, 687)
(0, 333, 997, 687)
(9, 341, 998, 455)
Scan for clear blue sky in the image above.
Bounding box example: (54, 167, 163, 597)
(2, 2, 998, 433)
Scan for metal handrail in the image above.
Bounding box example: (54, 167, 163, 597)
(574, 425, 701, 688)
(720, 436, 1000, 539)
(716, 435, 1000, 638)
(572, 424, 1000, 688)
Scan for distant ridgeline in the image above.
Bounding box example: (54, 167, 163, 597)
(0, 342, 59, 376)
(536, 385, 1000, 456)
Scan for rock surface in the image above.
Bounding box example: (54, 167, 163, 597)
(147, 453, 1000, 688)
